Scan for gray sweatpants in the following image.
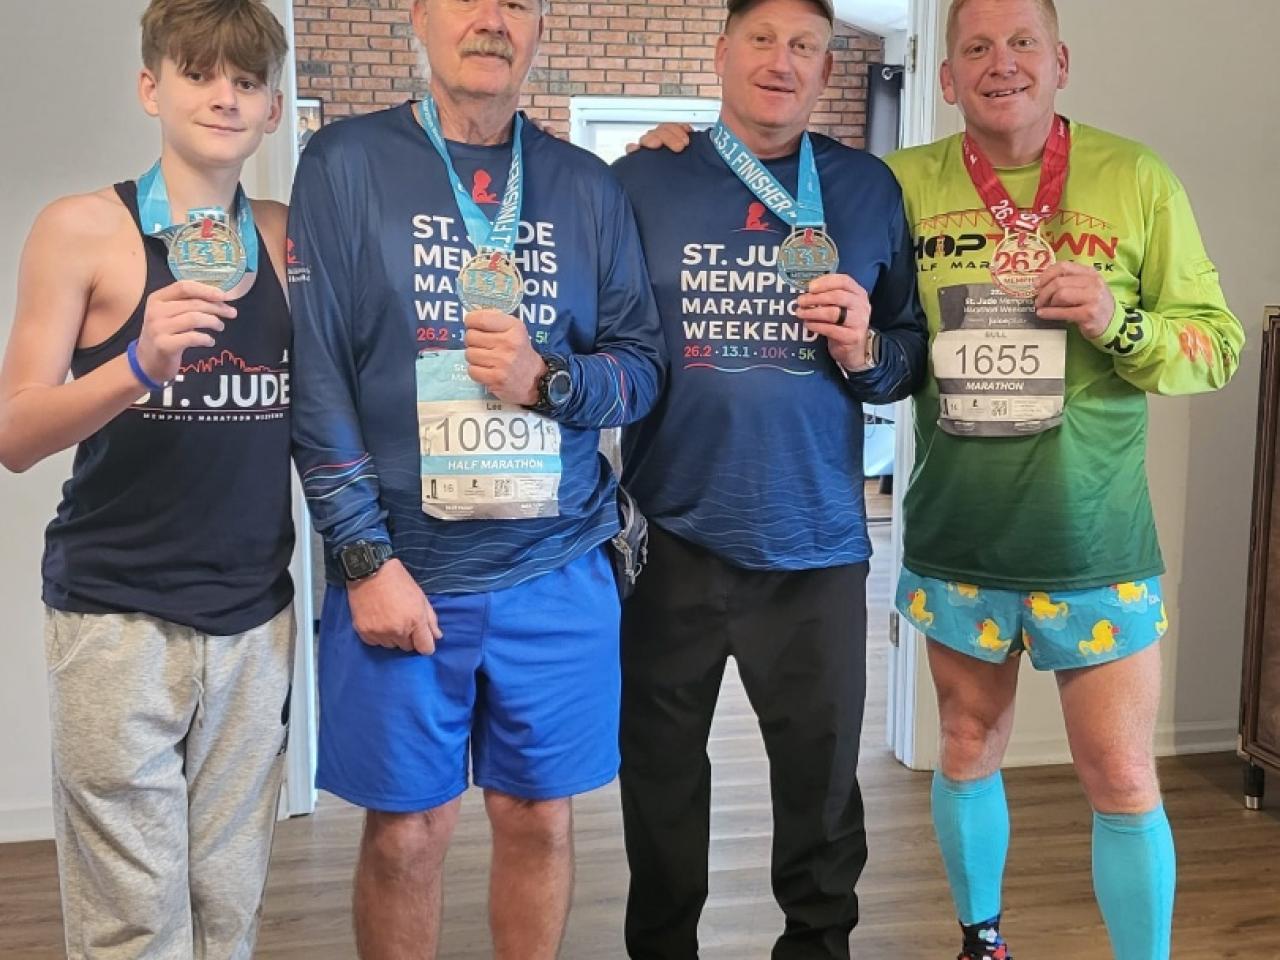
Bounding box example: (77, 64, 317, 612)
(44, 605, 295, 960)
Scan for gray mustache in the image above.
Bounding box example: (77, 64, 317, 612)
(460, 37, 515, 62)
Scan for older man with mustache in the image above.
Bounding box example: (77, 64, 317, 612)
(286, 1, 665, 957)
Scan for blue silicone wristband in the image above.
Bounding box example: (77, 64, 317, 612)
(126, 339, 165, 392)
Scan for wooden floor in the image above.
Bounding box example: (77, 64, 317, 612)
(3, 508, 1280, 958)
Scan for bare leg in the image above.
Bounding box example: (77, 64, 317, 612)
(486, 790, 574, 960)
(928, 640, 1021, 780)
(1057, 642, 1162, 813)
(353, 799, 461, 960)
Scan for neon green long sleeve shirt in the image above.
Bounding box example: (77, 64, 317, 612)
(886, 121, 1243, 590)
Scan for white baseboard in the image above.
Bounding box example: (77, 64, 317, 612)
(0, 804, 54, 844)
(1001, 720, 1237, 769)
(1153, 720, 1240, 758)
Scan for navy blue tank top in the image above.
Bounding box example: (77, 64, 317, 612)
(41, 181, 294, 634)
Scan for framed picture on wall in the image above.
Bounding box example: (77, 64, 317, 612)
(296, 97, 324, 154)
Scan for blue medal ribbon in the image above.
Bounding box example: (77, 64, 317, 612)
(710, 120, 825, 229)
(137, 160, 258, 272)
(417, 97, 524, 256)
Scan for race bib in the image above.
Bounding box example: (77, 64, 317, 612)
(933, 284, 1066, 437)
(416, 350, 562, 520)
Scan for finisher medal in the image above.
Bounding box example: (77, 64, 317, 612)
(458, 249, 524, 314)
(166, 208, 248, 292)
(777, 226, 840, 293)
(710, 120, 835, 294)
(989, 228, 1056, 299)
(962, 115, 1071, 299)
(418, 97, 526, 316)
(137, 160, 258, 293)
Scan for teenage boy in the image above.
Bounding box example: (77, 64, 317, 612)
(0, 2, 295, 957)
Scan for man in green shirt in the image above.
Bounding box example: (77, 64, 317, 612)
(888, 1, 1243, 958)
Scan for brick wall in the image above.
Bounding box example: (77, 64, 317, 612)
(294, 0, 883, 147)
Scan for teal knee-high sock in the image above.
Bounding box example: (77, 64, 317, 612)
(1092, 807, 1176, 960)
(931, 771, 1010, 925)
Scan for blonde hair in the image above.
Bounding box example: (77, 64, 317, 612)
(946, 0, 1059, 52)
(141, 0, 288, 86)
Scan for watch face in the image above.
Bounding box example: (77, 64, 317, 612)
(341, 545, 372, 579)
(547, 369, 573, 406)
(341, 542, 387, 580)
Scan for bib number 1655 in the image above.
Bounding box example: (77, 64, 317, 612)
(953, 342, 1042, 377)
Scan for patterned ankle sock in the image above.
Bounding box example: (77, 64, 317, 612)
(959, 914, 1011, 960)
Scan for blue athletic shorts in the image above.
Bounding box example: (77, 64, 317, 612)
(895, 568, 1168, 672)
(316, 546, 621, 812)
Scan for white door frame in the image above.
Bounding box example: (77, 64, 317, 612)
(885, 0, 943, 771)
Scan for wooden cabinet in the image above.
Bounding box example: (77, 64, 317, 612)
(1240, 307, 1280, 808)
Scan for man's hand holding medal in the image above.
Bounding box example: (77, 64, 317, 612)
(463, 308, 544, 406)
(1034, 261, 1116, 339)
(795, 273, 875, 372)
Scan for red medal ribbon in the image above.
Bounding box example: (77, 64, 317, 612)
(962, 115, 1071, 234)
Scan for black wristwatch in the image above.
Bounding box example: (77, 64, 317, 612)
(529, 353, 573, 415)
(338, 540, 393, 581)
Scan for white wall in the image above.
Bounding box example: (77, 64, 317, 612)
(910, 0, 1280, 767)
(0, 0, 297, 843)
(0, 0, 153, 843)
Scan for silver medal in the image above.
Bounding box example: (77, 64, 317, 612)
(777, 227, 839, 292)
(165, 209, 247, 292)
(458, 250, 524, 314)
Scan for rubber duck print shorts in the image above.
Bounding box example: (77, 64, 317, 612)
(894, 569, 1168, 671)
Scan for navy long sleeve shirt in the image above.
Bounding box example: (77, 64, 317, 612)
(614, 130, 927, 569)
(289, 103, 665, 594)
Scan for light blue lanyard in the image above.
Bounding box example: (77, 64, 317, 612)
(137, 161, 258, 271)
(417, 97, 524, 255)
(710, 120, 824, 228)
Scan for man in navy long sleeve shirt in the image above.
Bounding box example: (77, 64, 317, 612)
(287, 0, 664, 955)
(611, 1, 927, 957)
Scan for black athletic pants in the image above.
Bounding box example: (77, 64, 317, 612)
(620, 525, 869, 959)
